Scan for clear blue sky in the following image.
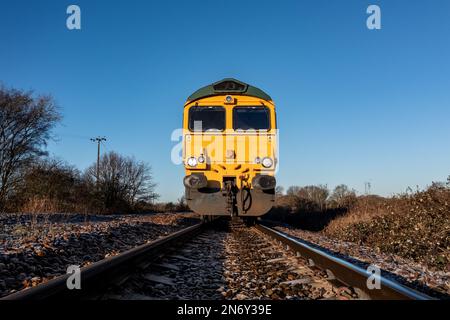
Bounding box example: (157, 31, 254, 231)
(1, 0, 449, 201)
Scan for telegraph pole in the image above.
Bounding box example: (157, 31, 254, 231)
(364, 181, 372, 195)
(90, 137, 106, 183)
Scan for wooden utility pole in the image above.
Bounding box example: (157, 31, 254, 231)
(364, 181, 372, 195)
(90, 137, 106, 183)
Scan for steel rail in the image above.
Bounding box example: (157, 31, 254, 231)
(1, 223, 205, 300)
(255, 223, 434, 300)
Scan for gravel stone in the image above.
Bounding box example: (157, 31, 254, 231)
(0, 212, 199, 298)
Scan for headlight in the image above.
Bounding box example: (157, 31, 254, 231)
(186, 157, 197, 167)
(261, 157, 273, 168)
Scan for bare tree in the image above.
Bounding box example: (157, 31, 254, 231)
(286, 186, 301, 196)
(148, 191, 160, 204)
(85, 151, 157, 211)
(122, 157, 157, 205)
(176, 195, 189, 212)
(297, 185, 329, 211)
(329, 184, 357, 209)
(0, 87, 60, 209)
(275, 186, 284, 197)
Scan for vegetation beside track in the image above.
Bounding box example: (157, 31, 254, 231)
(268, 180, 450, 272)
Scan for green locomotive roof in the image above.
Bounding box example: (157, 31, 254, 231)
(187, 78, 272, 102)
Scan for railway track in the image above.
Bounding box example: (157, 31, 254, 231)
(1, 218, 433, 300)
(255, 223, 433, 300)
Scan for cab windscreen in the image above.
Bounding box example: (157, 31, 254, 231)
(188, 106, 225, 131)
(233, 107, 270, 130)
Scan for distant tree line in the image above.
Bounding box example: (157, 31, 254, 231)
(267, 184, 358, 231)
(0, 85, 165, 214)
(278, 184, 357, 211)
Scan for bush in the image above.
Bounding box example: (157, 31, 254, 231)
(325, 184, 450, 270)
(11, 159, 93, 213)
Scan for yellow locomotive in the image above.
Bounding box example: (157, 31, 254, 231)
(182, 79, 277, 219)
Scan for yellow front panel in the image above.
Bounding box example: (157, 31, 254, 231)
(182, 95, 277, 189)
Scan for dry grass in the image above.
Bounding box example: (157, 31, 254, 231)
(324, 195, 389, 234)
(20, 196, 92, 214)
(21, 197, 63, 214)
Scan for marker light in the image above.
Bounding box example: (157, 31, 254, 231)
(255, 157, 261, 164)
(198, 155, 205, 163)
(186, 157, 198, 167)
(261, 157, 273, 168)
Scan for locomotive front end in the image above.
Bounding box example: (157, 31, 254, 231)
(182, 79, 277, 217)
